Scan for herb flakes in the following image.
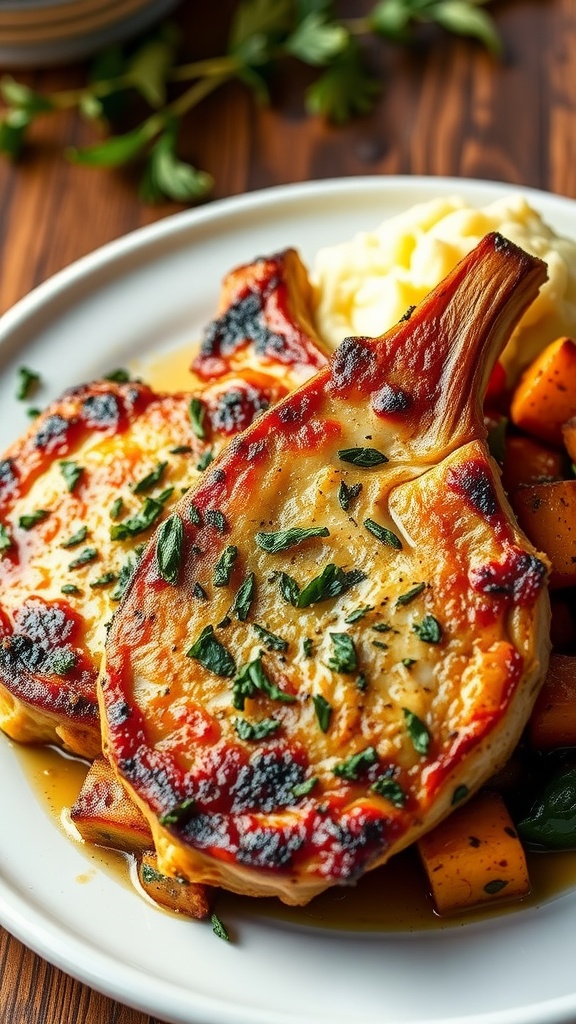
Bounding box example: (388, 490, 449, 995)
(312, 694, 332, 733)
(337, 480, 362, 512)
(371, 774, 406, 808)
(327, 632, 357, 673)
(68, 546, 98, 570)
(132, 460, 168, 495)
(403, 708, 430, 756)
(252, 623, 288, 652)
(16, 366, 41, 401)
(234, 717, 280, 741)
(187, 625, 236, 677)
(413, 615, 443, 644)
(156, 513, 184, 585)
(211, 912, 230, 942)
(395, 583, 426, 607)
(364, 518, 402, 549)
(59, 460, 84, 492)
(230, 572, 256, 621)
(232, 653, 296, 711)
(213, 545, 238, 587)
(279, 563, 366, 608)
(255, 525, 329, 553)
(60, 525, 88, 548)
(19, 509, 50, 530)
(337, 447, 388, 467)
(333, 746, 379, 781)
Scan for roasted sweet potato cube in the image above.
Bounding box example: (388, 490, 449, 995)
(510, 336, 576, 446)
(70, 757, 152, 853)
(511, 479, 576, 587)
(502, 434, 568, 494)
(529, 654, 576, 749)
(418, 792, 530, 916)
(137, 851, 212, 919)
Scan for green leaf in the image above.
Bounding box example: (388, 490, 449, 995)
(140, 121, 213, 204)
(206, 510, 227, 533)
(234, 716, 280, 741)
(187, 624, 236, 677)
(211, 912, 230, 941)
(16, 366, 41, 401)
(89, 571, 117, 589)
(403, 707, 430, 755)
(364, 518, 402, 549)
(0, 110, 31, 159)
(337, 446, 388, 467)
(371, 774, 406, 807)
(0, 76, 54, 114)
(395, 582, 426, 606)
(128, 35, 177, 108)
(132, 460, 168, 494)
(232, 653, 296, 710)
(158, 796, 196, 826)
(112, 544, 144, 601)
(429, 2, 502, 55)
(312, 693, 332, 732)
(413, 614, 443, 643)
(292, 775, 318, 798)
(285, 12, 349, 66)
(327, 632, 357, 673)
(213, 545, 238, 587)
(255, 525, 329, 553)
(19, 509, 50, 530)
(60, 526, 89, 549)
(306, 41, 381, 123)
(337, 481, 362, 512)
(104, 367, 131, 383)
(279, 563, 366, 608)
(69, 121, 155, 167)
(156, 513, 183, 585)
(229, 0, 292, 57)
(68, 546, 98, 570)
(333, 745, 379, 781)
(252, 623, 288, 652)
(344, 604, 374, 624)
(517, 765, 576, 851)
(47, 649, 77, 676)
(189, 397, 208, 440)
(230, 572, 256, 621)
(0, 523, 12, 554)
(369, 0, 413, 40)
(110, 495, 166, 540)
(59, 460, 84, 493)
(88, 43, 129, 122)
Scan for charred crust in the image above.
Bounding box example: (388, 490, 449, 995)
(448, 460, 498, 518)
(229, 748, 306, 813)
(200, 290, 284, 364)
(0, 458, 18, 500)
(15, 600, 75, 645)
(470, 549, 547, 603)
(237, 825, 304, 869)
(107, 700, 132, 726)
(371, 383, 412, 414)
(34, 414, 71, 450)
(81, 393, 121, 429)
(330, 337, 374, 391)
(209, 385, 270, 435)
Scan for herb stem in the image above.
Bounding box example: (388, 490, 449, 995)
(165, 72, 232, 120)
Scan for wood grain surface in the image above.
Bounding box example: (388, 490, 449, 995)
(0, 1, 575, 1022)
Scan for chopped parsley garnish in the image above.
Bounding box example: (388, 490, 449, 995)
(401, 658, 416, 668)
(255, 525, 330, 553)
(234, 717, 280, 741)
(109, 497, 124, 520)
(61, 583, 81, 595)
(0, 523, 12, 553)
(155, 513, 184, 585)
(312, 694, 332, 733)
(112, 545, 144, 601)
(16, 366, 40, 401)
(364, 518, 402, 549)
(59, 460, 83, 493)
(104, 367, 131, 383)
(230, 572, 255, 621)
(189, 397, 208, 440)
(19, 509, 50, 530)
(356, 673, 368, 692)
(403, 708, 430, 755)
(213, 545, 238, 587)
(333, 746, 379, 781)
(484, 879, 508, 895)
(395, 583, 426, 607)
(292, 776, 318, 798)
(189, 503, 202, 526)
(211, 913, 230, 942)
(110, 495, 166, 540)
(337, 447, 388, 467)
(372, 622, 392, 633)
(372, 640, 388, 651)
(302, 638, 314, 658)
(232, 653, 296, 711)
(170, 445, 193, 455)
(158, 797, 196, 826)
(327, 632, 357, 673)
(206, 509, 227, 533)
(187, 625, 236, 677)
(27, 407, 42, 418)
(279, 564, 366, 608)
(196, 448, 214, 472)
(252, 623, 288, 652)
(68, 546, 98, 569)
(48, 649, 77, 676)
(132, 461, 168, 495)
(344, 604, 373, 624)
(192, 581, 208, 600)
(413, 615, 443, 644)
(452, 784, 469, 805)
(370, 775, 406, 808)
(89, 572, 117, 588)
(60, 525, 88, 548)
(337, 480, 362, 512)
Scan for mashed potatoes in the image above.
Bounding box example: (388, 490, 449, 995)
(313, 194, 576, 383)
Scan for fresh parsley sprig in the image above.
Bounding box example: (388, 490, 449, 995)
(0, 1, 500, 203)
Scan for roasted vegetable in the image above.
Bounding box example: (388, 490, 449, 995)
(529, 654, 576, 749)
(137, 851, 212, 919)
(502, 434, 568, 494)
(517, 764, 576, 851)
(70, 756, 152, 852)
(418, 791, 530, 915)
(511, 480, 576, 588)
(510, 336, 576, 446)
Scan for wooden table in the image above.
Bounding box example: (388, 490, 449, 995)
(0, 1, 574, 1022)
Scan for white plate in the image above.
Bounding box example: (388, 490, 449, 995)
(1, 176, 576, 1024)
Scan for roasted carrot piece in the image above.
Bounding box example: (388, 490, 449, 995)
(511, 479, 576, 588)
(137, 851, 212, 919)
(502, 434, 568, 494)
(70, 757, 152, 853)
(418, 792, 530, 916)
(529, 654, 576, 749)
(510, 336, 576, 446)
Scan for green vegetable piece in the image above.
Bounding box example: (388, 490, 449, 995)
(189, 397, 208, 440)
(403, 708, 430, 755)
(302, 638, 314, 658)
(337, 480, 362, 512)
(230, 572, 256, 622)
(292, 776, 318, 799)
(109, 497, 124, 520)
(234, 717, 280, 741)
(59, 460, 84, 493)
(211, 912, 230, 942)
(0, 110, 31, 160)
(517, 765, 576, 850)
(364, 518, 402, 549)
(89, 572, 117, 588)
(187, 625, 236, 678)
(48, 649, 77, 676)
(156, 513, 184, 586)
(132, 461, 168, 495)
(305, 41, 381, 124)
(189, 503, 202, 526)
(285, 11, 348, 66)
(104, 368, 131, 383)
(19, 509, 50, 530)
(312, 694, 332, 733)
(112, 545, 144, 602)
(333, 745, 379, 781)
(337, 446, 388, 467)
(213, 545, 238, 587)
(413, 615, 443, 644)
(140, 120, 213, 204)
(452, 784, 469, 805)
(395, 583, 426, 607)
(61, 584, 81, 595)
(255, 525, 329, 553)
(327, 632, 357, 673)
(197, 449, 214, 472)
(60, 526, 88, 548)
(68, 546, 98, 570)
(252, 623, 288, 652)
(16, 366, 40, 401)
